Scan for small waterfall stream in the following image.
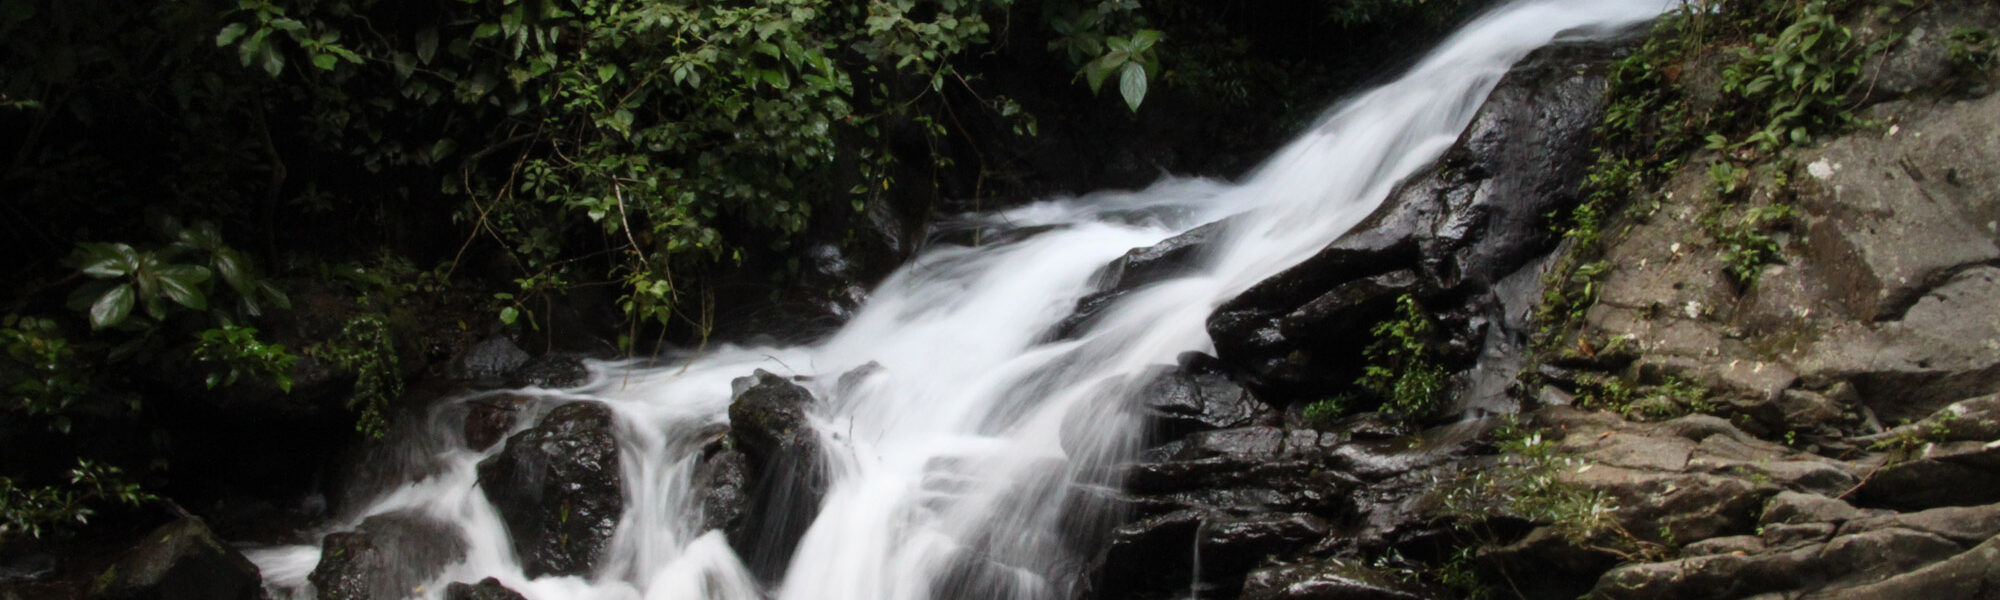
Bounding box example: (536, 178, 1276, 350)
(249, 1, 1666, 598)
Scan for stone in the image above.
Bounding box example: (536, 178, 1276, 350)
(505, 353, 589, 389)
(1807, 534, 2000, 599)
(89, 518, 263, 600)
(476, 401, 623, 578)
(1759, 491, 1867, 526)
(307, 511, 467, 600)
(1837, 504, 2000, 546)
(444, 577, 527, 600)
(690, 450, 751, 537)
(461, 395, 527, 452)
(456, 337, 530, 387)
(1137, 355, 1272, 443)
(1239, 559, 1438, 600)
(1851, 442, 2000, 511)
(724, 370, 826, 579)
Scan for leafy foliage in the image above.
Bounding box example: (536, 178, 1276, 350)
(0, 459, 156, 542)
(1358, 295, 1450, 420)
(193, 325, 297, 392)
(309, 313, 400, 439)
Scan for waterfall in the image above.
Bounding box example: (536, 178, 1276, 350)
(248, 1, 1667, 598)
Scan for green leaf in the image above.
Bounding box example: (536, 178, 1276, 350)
(90, 284, 135, 329)
(260, 46, 285, 77)
(156, 265, 211, 310)
(1082, 56, 1117, 94)
(213, 250, 250, 295)
(1118, 62, 1147, 113)
(312, 53, 338, 71)
(216, 23, 249, 47)
(499, 306, 520, 325)
(430, 138, 458, 163)
(417, 28, 440, 64)
(78, 243, 137, 278)
(1129, 29, 1162, 53)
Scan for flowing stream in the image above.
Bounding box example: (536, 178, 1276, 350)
(250, 1, 1665, 597)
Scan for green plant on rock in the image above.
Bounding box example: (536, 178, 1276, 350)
(1358, 295, 1450, 420)
(1620, 376, 1717, 420)
(1302, 394, 1353, 428)
(1718, 0, 1874, 150)
(192, 325, 297, 393)
(1717, 203, 1794, 285)
(310, 313, 400, 438)
(0, 459, 156, 542)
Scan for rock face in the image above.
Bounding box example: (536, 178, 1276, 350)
(476, 401, 624, 578)
(724, 370, 826, 580)
(443, 577, 527, 600)
(1206, 40, 1628, 402)
(1137, 354, 1275, 442)
(89, 518, 263, 600)
(308, 511, 467, 600)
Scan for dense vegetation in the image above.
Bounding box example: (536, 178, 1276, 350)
(1, 0, 1488, 544)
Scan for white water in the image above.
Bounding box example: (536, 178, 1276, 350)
(248, 1, 1665, 598)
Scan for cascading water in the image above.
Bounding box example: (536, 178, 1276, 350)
(248, 1, 1666, 598)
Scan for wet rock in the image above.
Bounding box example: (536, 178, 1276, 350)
(691, 450, 751, 537)
(462, 395, 527, 452)
(1836, 503, 2000, 546)
(1052, 221, 1228, 340)
(505, 354, 589, 389)
(308, 511, 467, 600)
(725, 370, 826, 580)
(1207, 41, 1625, 399)
(1139, 355, 1273, 443)
(444, 577, 527, 600)
(476, 401, 623, 578)
(456, 337, 530, 387)
(1239, 559, 1439, 600)
(89, 518, 263, 600)
(1090, 510, 1329, 598)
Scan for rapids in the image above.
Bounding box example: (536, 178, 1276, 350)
(248, 1, 1668, 597)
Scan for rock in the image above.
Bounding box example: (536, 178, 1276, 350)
(1851, 441, 2000, 511)
(1138, 355, 1272, 443)
(725, 370, 826, 579)
(444, 577, 527, 600)
(1050, 221, 1230, 340)
(307, 511, 467, 600)
(505, 354, 589, 389)
(1808, 534, 2000, 599)
(1207, 40, 1626, 399)
(1837, 503, 2000, 546)
(1760, 491, 1867, 526)
(690, 450, 751, 537)
(461, 395, 527, 452)
(89, 518, 263, 600)
(1239, 559, 1439, 600)
(476, 401, 623, 578)
(1089, 509, 1329, 598)
(456, 337, 530, 387)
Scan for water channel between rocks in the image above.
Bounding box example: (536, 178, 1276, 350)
(247, 1, 1669, 598)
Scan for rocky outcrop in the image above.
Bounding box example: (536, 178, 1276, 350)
(476, 401, 624, 578)
(724, 370, 827, 580)
(88, 518, 263, 600)
(307, 511, 467, 600)
(1206, 39, 1630, 403)
(444, 577, 528, 600)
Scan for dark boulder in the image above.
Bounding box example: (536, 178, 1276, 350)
(444, 577, 527, 600)
(307, 511, 467, 600)
(1850, 441, 2000, 511)
(1138, 353, 1274, 443)
(88, 518, 263, 600)
(1090, 509, 1331, 599)
(1054, 220, 1230, 339)
(690, 450, 752, 537)
(455, 337, 531, 388)
(461, 395, 528, 452)
(724, 370, 826, 580)
(1206, 40, 1629, 400)
(505, 354, 590, 389)
(476, 401, 623, 578)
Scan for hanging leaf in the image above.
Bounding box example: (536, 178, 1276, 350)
(90, 284, 135, 329)
(215, 23, 249, 47)
(156, 265, 212, 310)
(1118, 61, 1147, 113)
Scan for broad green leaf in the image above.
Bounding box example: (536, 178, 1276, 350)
(90, 284, 135, 329)
(1118, 62, 1147, 113)
(1082, 56, 1117, 94)
(430, 138, 458, 162)
(156, 264, 211, 310)
(215, 23, 249, 47)
(213, 250, 249, 294)
(78, 243, 137, 278)
(500, 306, 520, 325)
(312, 53, 338, 71)
(260, 46, 285, 77)
(1129, 29, 1162, 53)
